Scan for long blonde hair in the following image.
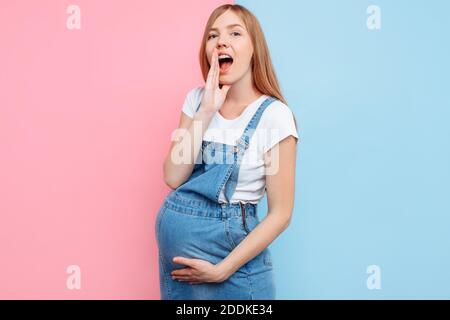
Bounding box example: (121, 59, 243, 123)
(198, 4, 298, 133)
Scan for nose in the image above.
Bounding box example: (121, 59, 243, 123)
(216, 34, 230, 49)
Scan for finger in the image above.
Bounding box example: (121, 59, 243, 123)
(214, 55, 220, 88)
(172, 256, 195, 268)
(206, 63, 214, 89)
(171, 268, 193, 277)
(205, 49, 215, 88)
(173, 276, 196, 281)
(210, 48, 218, 70)
(211, 47, 217, 66)
(208, 49, 219, 89)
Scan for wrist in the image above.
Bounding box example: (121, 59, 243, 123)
(215, 260, 234, 282)
(195, 106, 216, 118)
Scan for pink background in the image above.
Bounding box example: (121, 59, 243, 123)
(0, 0, 231, 299)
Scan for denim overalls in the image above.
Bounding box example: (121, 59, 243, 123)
(155, 96, 277, 300)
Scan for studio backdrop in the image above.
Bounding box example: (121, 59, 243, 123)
(0, 0, 449, 299)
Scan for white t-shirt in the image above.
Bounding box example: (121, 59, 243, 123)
(181, 85, 299, 204)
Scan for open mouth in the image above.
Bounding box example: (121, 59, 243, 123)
(218, 55, 233, 73)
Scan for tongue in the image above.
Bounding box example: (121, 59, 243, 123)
(220, 61, 232, 71)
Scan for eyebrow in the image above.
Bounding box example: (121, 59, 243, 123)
(208, 24, 245, 32)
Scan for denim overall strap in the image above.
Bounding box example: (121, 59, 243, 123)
(174, 96, 276, 203)
(222, 96, 277, 202)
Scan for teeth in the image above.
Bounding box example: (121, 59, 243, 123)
(218, 54, 232, 60)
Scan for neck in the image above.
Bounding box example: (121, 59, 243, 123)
(223, 67, 263, 106)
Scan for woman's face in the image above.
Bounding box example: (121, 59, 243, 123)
(205, 10, 254, 85)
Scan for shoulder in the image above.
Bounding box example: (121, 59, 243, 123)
(257, 98, 299, 153)
(260, 98, 296, 128)
(181, 85, 205, 118)
(185, 85, 204, 102)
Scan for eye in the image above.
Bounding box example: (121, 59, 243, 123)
(231, 31, 241, 36)
(207, 34, 217, 40)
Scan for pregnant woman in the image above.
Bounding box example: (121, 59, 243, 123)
(155, 4, 299, 300)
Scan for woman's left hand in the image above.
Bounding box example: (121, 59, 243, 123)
(171, 256, 230, 285)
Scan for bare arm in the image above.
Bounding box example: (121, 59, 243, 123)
(215, 135, 298, 280)
(163, 47, 231, 189)
(170, 135, 298, 283)
(163, 109, 215, 189)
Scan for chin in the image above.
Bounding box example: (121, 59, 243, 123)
(219, 78, 235, 86)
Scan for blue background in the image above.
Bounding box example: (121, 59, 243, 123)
(237, 0, 450, 299)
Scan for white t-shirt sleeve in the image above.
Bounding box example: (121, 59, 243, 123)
(260, 102, 300, 153)
(181, 86, 203, 118)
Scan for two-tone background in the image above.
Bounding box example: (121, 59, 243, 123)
(1, 0, 449, 299)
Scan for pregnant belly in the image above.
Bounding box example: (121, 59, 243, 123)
(156, 206, 234, 270)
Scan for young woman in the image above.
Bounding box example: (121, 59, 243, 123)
(155, 4, 299, 300)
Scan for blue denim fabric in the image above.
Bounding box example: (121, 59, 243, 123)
(155, 96, 277, 300)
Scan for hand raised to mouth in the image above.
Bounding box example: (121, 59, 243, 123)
(199, 47, 231, 114)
